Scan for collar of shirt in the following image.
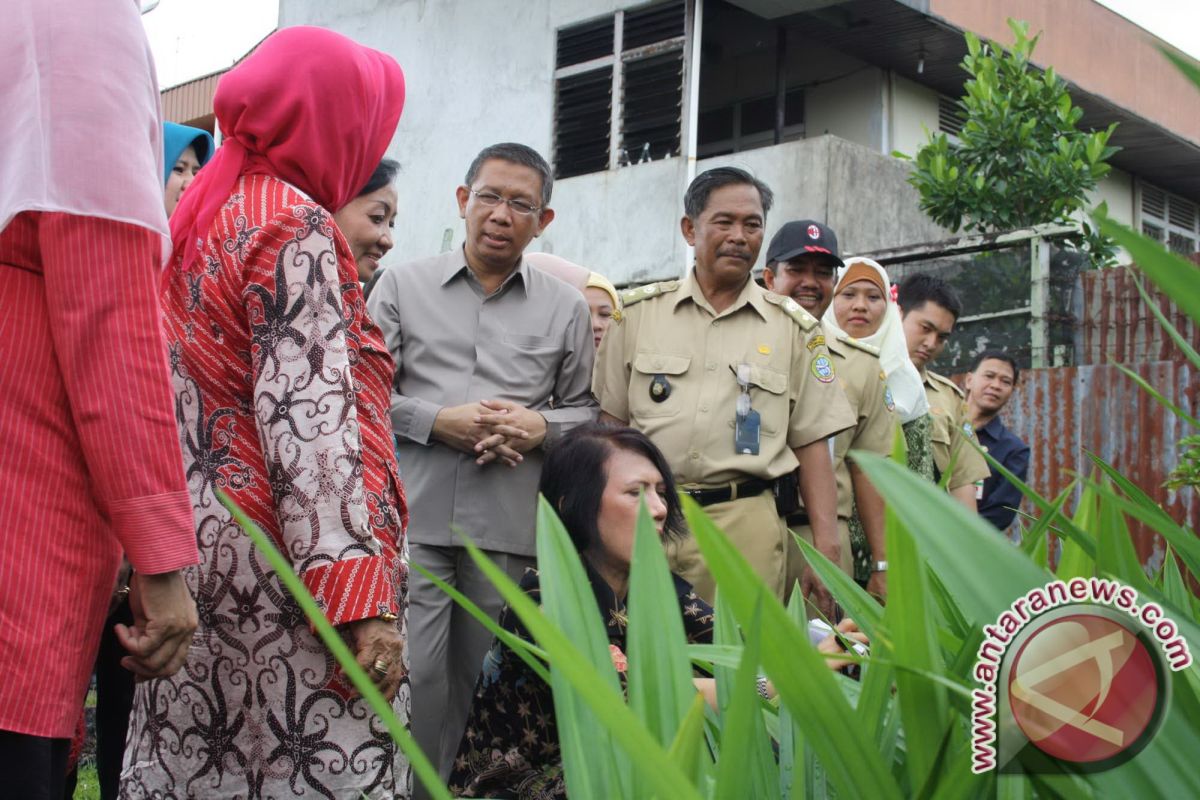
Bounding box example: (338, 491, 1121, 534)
(976, 415, 1014, 449)
(439, 246, 530, 298)
(671, 268, 770, 321)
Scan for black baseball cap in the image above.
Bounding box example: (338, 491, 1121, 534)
(765, 220, 843, 268)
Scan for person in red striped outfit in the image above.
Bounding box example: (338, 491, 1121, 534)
(0, 2, 202, 798)
(120, 26, 412, 799)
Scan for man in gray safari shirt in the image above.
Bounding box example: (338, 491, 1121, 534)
(367, 143, 597, 781)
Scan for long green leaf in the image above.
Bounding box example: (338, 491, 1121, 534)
(1161, 547, 1194, 617)
(410, 562, 550, 683)
(665, 693, 712, 791)
(217, 492, 452, 800)
(852, 453, 1050, 626)
(1110, 360, 1200, 428)
(533, 498, 627, 798)
(1097, 215, 1200, 323)
(1127, 270, 1200, 369)
(794, 534, 886, 639)
(459, 527, 704, 800)
(884, 499, 950, 790)
(626, 500, 700, 767)
(1094, 476, 1153, 592)
(1162, 47, 1200, 91)
(713, 603, 776, 799)
(1057, 479, 1098, 580)
(684, 497, 903, 800)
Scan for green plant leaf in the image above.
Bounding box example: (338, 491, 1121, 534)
(626, 499, 701, 758)
(852, 453, 1050, 626)
(217, 491, 452, 800)
(1162, 47, 1200, 91)
(794, 534, 885, 639)
(532, 498, 629, 798)
(458, 519, 704, 800)
(665, 692, 713, 790)
(410, 562, 550, 683)
(1057, 479, 1098, 580)
(713, 603, 776, 799)
(1096, 216, 1200, 323)
(684, 497, 902, 800)
(1094, 476, 1153, 592)
(1126, 270, 1200, 369)
(1109, 360, 1200, 428)
(884, 499, 951, 789)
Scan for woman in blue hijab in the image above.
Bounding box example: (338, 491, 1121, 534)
(162, 121, 214, 217)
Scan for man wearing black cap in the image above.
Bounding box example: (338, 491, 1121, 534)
(593, 169, 855, 614)
(764, 221, 898, 604)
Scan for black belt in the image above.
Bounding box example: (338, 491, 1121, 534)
(785, 511, 811, 528)
(682, 478, 774, 508)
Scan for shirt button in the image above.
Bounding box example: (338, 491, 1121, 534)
(699, 404, 709, 412)
(706, 362, 717, 371)
(689, 451, 699, 460)
(712, 321, 720, 328)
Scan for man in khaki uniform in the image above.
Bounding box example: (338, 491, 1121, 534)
(593, 168, 855, 613)
(763, 224, 897, 603)
(897, 273, 990, 509)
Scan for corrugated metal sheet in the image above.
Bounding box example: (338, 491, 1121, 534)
(161, 72, 221, 127)
(1078, 266, 1200, 366)
(1001, 362, 1198, 574)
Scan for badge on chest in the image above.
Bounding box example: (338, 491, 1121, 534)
(733, 363, 760, 455)
(649, 373, 671, 402)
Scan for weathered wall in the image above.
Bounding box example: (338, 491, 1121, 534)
(1077, 263, 1200, 366)
(1001, 361, 1198, 575)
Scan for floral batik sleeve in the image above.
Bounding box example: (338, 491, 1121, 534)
(242, 201, 396, 625)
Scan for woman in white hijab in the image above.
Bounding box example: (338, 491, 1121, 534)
(823, 257, 935, 582)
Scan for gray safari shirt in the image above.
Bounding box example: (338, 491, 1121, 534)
(367, 248, 597, 555)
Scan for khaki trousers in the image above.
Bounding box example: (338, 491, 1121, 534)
(666, 489, 787, 604)
(784, 518, 854, 614)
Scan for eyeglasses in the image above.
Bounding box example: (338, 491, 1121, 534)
(469, 190, 541, 217)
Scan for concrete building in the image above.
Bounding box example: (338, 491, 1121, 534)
(223, 0, 1200, 284)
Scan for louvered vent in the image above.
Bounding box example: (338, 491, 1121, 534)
(938, 94, 964, 137)
(623, 0, 685, 50)
(554, 68, 613, 179)
(1168, 195, 1197, 231)
(621, 50, 683, 163)
(556, 17, 614, 68)
(1141, 183, 1166, 220)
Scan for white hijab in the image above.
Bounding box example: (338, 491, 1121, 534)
(1, 0, 169, 255)
(823, 257, 930, 423)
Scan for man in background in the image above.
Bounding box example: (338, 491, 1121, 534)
(897, 274, 991, 510)
(965, 349, 1030, 531)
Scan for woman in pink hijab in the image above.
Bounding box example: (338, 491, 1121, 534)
(121, 27, 413, 799)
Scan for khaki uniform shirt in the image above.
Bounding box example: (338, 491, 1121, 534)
(592, 271, 855, 486)
(367, 248, 597, 555)
(924, 369, 991, 490)
(826, 333, 899, 520)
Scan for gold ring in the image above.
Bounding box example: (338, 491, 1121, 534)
(372, 658, 390, 676)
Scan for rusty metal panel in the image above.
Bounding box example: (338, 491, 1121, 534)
(1078, 267, 1200, 366)
(1002, 362, 1198, 575)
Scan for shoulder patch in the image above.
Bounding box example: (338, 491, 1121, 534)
(620, 280, 680, 308)
(835, 332, 881, 357)
(927, 370, 966, 398)
(763, 292, 818, 331)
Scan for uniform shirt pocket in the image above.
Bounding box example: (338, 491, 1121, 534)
(728, 362, 788, 435)
(631, 351, 691, 419)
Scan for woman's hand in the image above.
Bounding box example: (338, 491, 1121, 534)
(817, 618, 869, 672)
(345, 617, 405, 702)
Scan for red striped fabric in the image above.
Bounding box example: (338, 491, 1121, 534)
(0, 212, 198, 738)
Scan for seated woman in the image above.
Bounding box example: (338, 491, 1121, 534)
(449, 423, 863, 798)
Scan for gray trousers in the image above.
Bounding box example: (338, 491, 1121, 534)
(408, 542, 535, 793)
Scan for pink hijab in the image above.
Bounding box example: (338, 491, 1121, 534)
(1, 0, 168, 248)
(170, 26, 405, 273)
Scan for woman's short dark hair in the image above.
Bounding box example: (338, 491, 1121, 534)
(539, 423, 687, 554)
(357, 157, 400, 197)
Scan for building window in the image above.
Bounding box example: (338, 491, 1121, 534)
(697, 89, 804, 157)
(1139, 181, 1199, 256)
(938, 94, 964, 138)
(553, 1, 687, 179)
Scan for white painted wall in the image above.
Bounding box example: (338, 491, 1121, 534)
(890, 72, 940, 159)
(803, 66, 884, 152)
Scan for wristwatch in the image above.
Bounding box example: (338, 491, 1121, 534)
(872, 560, 888, 573)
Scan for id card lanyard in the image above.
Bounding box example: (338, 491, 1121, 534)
(734, 363, 761, 455)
